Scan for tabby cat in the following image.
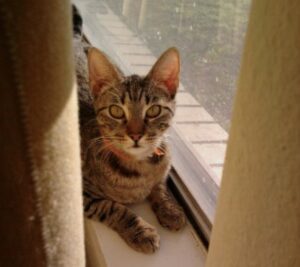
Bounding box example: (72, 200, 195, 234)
(73, 5, 186, 254)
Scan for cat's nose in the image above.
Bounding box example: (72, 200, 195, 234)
(129, 134, 142, 142)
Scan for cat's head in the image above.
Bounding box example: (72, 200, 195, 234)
(88, 47, 180, 159)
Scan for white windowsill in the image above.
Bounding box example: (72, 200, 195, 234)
(85, 201, 206, 267)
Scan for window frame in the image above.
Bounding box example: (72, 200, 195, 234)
(168, 125, 219, 243)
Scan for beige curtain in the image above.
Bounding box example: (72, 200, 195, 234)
(0, 1, 85, 266)
(206, 0, 300, 266)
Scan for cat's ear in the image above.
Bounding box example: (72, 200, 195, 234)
(147, 47, 180, 97)
(88, 47, 122, 96)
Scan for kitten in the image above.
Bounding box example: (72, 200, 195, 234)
(73, 5, 186, 254)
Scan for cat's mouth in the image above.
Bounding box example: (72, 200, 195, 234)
(131, 143, 145, 150)
(132, 142, 140, 148)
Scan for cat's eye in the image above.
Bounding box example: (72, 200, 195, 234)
(146, 105, 161, 118)
(109, 105, 125, 119)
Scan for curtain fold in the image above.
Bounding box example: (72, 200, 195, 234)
(206, 1, 300, 266)
(0, 1, 85, 266)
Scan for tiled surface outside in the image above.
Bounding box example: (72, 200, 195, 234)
(114, 44, 152, 54)
(122, 55, 156, 65)
(82, 2, 228, 185)
(176, 123, 228, 143)
(112, 36, 144, 44)
(176, 92, 201, 106)
(174, 107, 214, 122)
(105, 26, 136, 36)
(193, 144, 227, 165)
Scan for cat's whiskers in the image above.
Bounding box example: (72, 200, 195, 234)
(88, 137, 115, 155)
(98, 149, 112, 165)
(104, 136, 125, 141)
(158, 144, 167, 154)
(94, 142, 115, 161)
(88, 141, 101, 150)
(90, 135, 124, 143)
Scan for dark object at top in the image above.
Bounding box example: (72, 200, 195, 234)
(72, 4, 83, 36)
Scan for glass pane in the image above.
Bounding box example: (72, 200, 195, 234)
(90, 0, 251, 185)
(106, 0, 250, 128)
(102, 0, 251, 184)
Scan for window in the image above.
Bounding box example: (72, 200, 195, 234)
(75, 0, 251, 259)
(104, 0, 251, 184)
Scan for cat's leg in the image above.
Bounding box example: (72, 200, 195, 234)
(84, 195, 160, 253)
(148, 182, 186, 231)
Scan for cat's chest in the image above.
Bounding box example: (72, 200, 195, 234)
(90, 155, 170, 204)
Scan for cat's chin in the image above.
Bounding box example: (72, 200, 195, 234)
(125, 146, 153, 160)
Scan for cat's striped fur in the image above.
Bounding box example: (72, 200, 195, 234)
(73, 5, 185, 253)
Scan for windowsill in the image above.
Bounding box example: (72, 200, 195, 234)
(85, 202, 206, 267)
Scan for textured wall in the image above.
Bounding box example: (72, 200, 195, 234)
(206, 0, 300, 266)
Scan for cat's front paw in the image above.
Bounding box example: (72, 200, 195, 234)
(122, 219, 160, 254)
(154, 202, 186, 231)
